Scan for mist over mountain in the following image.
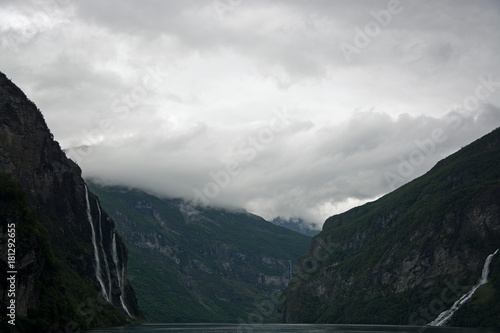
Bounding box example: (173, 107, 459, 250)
(87, 182, 310, 323)
(1, 70, 500, 330)
(271, 216, 320, 237)
(1, 0, 500, 330)
(2, 0, 499, 229)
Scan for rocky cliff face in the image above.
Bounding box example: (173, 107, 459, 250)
(278, 127, 500, 326)
(0, 72, 141, 332)
(88, 183, 311, 323)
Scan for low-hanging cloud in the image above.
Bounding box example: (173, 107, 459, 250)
(68, 105, 500, 227)
(1, 0, 499, 228)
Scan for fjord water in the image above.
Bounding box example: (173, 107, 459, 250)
(87, 324, 499, 332)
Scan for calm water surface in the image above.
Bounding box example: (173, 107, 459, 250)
(87, 323, 500, 333)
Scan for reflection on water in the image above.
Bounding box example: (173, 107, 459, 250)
(87, 323, 500, 333)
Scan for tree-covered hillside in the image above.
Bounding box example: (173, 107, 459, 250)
(88, 183, 311, 323)
(279, 127, 500, 327)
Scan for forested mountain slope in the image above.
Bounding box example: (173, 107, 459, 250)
(89, 183, 311, 323)
(279, 127, 500, 327)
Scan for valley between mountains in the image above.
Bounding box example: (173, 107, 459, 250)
(1, 71, 500, 331)
(86, 182, 311, 323)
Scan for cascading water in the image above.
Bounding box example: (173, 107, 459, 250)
(112, 232, 133, 317)
(429, 249, 499, 326)
(120, 266, 132, 317)
(85, 186, 110, 302)
(96, 199, 113, 301)
(111, 232, 120, 281)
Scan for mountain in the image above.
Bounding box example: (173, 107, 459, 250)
(0, 72, 142, 332)
(278, 127, 500, 327)
(87, 182, 311, 323)
(271, 216, 321, 237)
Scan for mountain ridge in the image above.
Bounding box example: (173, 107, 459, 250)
(0, 71, 142, 332)
(278, 127, 500, 327)
(87, 181, 311, 323)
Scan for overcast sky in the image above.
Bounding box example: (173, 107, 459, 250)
(1, 0, 499, 228)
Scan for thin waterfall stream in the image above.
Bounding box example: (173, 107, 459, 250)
(429, 249, 499, 326)
(96, 199, 113, 301)
(112, 232, 133, 317)
(85, 185, 110, 302)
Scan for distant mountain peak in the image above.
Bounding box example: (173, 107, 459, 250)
(271, 216, 321, 236)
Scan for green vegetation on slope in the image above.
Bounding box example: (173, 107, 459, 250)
(88, 183, 311, 323)
(449, 255, 500, 327)
(0, 173, 132, 332)
(280, 127, 500, 326)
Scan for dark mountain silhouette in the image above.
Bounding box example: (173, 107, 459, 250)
(0, 71, 143, 332)
(279, 127, 500, 327)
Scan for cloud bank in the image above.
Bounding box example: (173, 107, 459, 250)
(1, 0, 499, 227)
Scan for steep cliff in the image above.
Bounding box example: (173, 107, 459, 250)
(0, 72, 142, 332)
(278, 127, 500, 327)
(87, 183, 311, 323)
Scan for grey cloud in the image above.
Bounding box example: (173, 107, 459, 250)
(72, 105, 499, 227)
(2, 0, 499, 227)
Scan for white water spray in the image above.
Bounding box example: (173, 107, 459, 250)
(429, 249, 499, 326)
(112, 232, 133, 317)
(112, 232, 119, 275)
(96, 199, 113, 301)
(84, 186, 109, 302)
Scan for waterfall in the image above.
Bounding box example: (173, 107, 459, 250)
(84, 186, 110, 302)
(479, 249, 498, 284)
(112, 232, 119, 275)
(120, 266, 133, 318)
(112, 232, 133, 317)
(429, 249, 499, 326)
(96, 199, 113, 301)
